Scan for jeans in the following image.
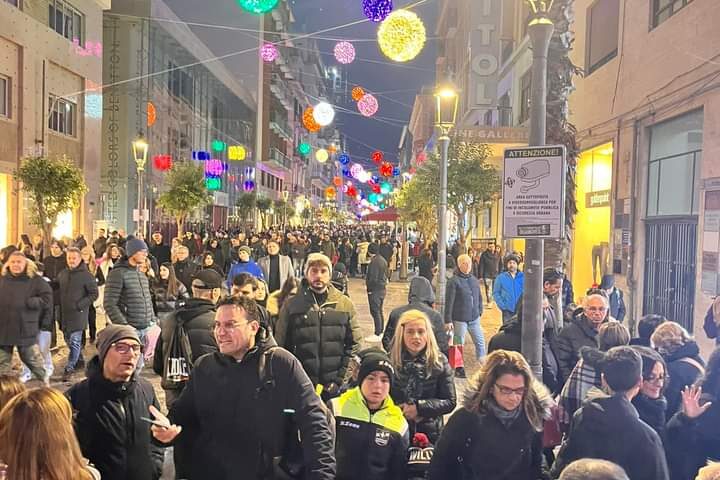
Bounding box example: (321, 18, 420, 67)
(368, 289, 386, 335)
(135, 325, 151, 371)
(501, 309, 515, 326)
(1, 343, 47, 382)
(481, 278, 494, 304)
(64, 330, 84, 373)
(453, 318, 486, 360)
(19, 331, 53, 383)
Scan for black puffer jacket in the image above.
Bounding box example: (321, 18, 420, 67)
(173, 259, 199, 291)
(391, 350, 456, 443)
(0, 270, 53, 346)
(275, 281, 361, 387)
(103, 258, 155, 329)
(661, 341, 705, 417)
(43, 253, 66, 305)
(57, 263, 99, 333)
(556, 314, 599, 380)
(67, 357, 164, 480)
(632, 393, 668, 445)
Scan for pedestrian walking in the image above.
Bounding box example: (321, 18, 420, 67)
(556, 292, 608, 381)
(417, 247, 435, 285)
(93, 228, 108, 258)
(493, 254, 524, 325)
(365, 243, 389, 341)
(600, 274, 627, 323)
(258, 239, 294, 294)
(80, 246, 104, 340)
(226, 245, 264, 288)
(152, 262, 189, 314)
(173, 245, 199, 291)
(478, 244, 500, 305)
(149, 231, 171, 265)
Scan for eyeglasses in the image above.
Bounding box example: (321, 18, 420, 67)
(644, 375, 667, 384)
(494, 384, 527, 397)
(112, 342, 143, 355)
(214, 321, 250, 332)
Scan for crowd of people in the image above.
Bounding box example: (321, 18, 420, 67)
(0, 224, 718, 480)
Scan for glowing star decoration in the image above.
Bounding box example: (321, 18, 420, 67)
(260, 43, 279, 62)
(380, 182, 392, 194)
(236, 0, 280, 15)
(147, 102, 156, 127)
(302, 107, 321, 133)
(351, 86, 366, 101)
(312, 102, 335, 127)
(315, 148, 329, 163)
(228, 145, 247, 161)
(350, 163, 364, 178)
(362, 0, 393, 22)
(377, 10, 427, 63)
(380, 162, 393, 177)
(153, 155, 172, 171)
(206, 177, 222, 191)
(297, 143, 312, 156)
(338, 153, 351, 165)
(333, 176, 343, 187)
(243, 180, 255, 192)
(334, 41, 356, 64)
(372, 151, 384, 164)
(325, 186, 337, 200)
(357, 93, 379, 117)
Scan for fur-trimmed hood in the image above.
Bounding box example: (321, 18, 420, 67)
(579, 346, 606, 368)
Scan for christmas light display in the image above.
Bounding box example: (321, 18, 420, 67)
(243, 180, 255, 192)
(372, 151, 384, 164)
(302, 107, 321, 133)
(380, 162, 393, 177)
(380, 182, 392, 194)
(362, 0, 393, 22)
(315, 148, 329, 163)
(392, 166, 400, 177)
(313, 102, 335, 127)
(347, 186, 358, 197)
(228, 145, 247, 161)
(192, 151, 211, 161)
(153, 155, 172, 171)
(260, 43, 279, 62)
(147, 102, 156, 127)
(325, 186, 337, 200)
(357, 93, 379, 117)
(244, 167, 256, 179)
(371, 174, 380, 184)
(211, 139, 226, 152)
(368, 192, 380, 204)
(206, 177, 222, 191)
(333, 41, 356, 64)
(357, 170, 371, 183)
(377, 10, 426, 62)
(338, 153, 351, 165)
(350, 163, 364, 178)
(372, 184, 381, 194)
(351, 86, 366, 101)
(333, 176, 342, 187)
(237, 0, 279, 15)
(297, 143, 311, 156)
(342, 168, 352, 177)
(205, 159, 225, 177)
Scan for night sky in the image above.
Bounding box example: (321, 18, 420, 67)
(165, 0, 438, 169)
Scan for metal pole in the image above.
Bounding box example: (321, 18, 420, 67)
(521, 18, 554, 379)
(437, 134, 450, 317)
(136, 165, 143, 235)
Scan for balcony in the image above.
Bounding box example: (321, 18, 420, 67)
(267, 147, 291, 171)
(269, 112, 292, 141)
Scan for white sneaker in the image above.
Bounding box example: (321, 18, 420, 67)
(364, 334, 383, 342)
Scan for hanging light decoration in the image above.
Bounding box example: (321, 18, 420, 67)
(243, 180, 255, 192)
(228, 145, 247, 161)
(206, 177, 222, 191)
(315, 148, 329, 163)
(312, 102, 335, 127)
(192, 150, 211, 161)
(205, 159, 225, 177)
(333, 41, 356, 64)
(147, 102, 156, 127)
(338, 153, 351, 165)
(328, 145, 338, 154)
(351, 86, 366, 101)
(333, 176, 343, 187)
(236, 0, 279, 15)
(260, 43, 279, 62)
(371, 151, 384, 164)
(392, 166, 401, 177)
(297, 142, 312, 156)
(302, 107, 321, 133)
(362, 0, 393, 22)
(211, 139, 226, 152)
(325, 186, 337, 200)
(357, 170, 371, 183)
(347, 185, 358, 197)
(153, 154, 172, 171)
(372, 184, 381, 194)
(377, 9, 426, 62)
(371, 174, 380, 184)
(380, 162, 393, 177)
(244, 166, 256, 179)
(380, 182, 392, 194)
(368, 192, 380, 204)
(342, 168, 352, 177)
(350, 163, 364, 178)
(357, 93, 379, 117)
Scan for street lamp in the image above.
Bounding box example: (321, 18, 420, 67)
(434, 79, 459, 319)
(131, 134, 149, 235)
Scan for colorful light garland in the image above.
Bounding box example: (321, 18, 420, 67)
(351, 86, 366, 101)
(380, 162, 393, 177)
(211, 139, 226, 152)
(297, 143, 312, 156)
(325, 186, 337, 200)
(243, 180, 255, 192)
(333, 41, 356, 64)
(333, 176, 343, 187)
(357, 93, 379, 117)
(153, 154, 172, 171)
(372, 151, 384, 164)
(377, 9, 426, 62)
(192, 151, 211, 161)
(347, 186, 358, 197)
(362, 0, 393, 22)
(313, 102, 335, 127)
(260, 43, 279, 62)
(147, 102, 156, 127)
(236, 0, 279, 15)
(205, 159, 226, 177)
(350, 163, 364, 178)
(342, 168, 352, 177)
(206, 177, 222, 190)
(380, 182, 392, 194)
(338, 153, 351, 165)
(315, 148, 329, 163)
(392, 166, 400, 177)
(228, 145, 247, 161)
(302, 107, 321, 133)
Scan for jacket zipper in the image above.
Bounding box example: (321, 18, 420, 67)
(318, 308, 324, 386)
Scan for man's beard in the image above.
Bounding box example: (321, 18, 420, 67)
(310, 281, 327, 292)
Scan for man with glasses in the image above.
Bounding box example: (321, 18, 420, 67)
(556, 292, 610, 380)
(154, 296, 336, 480)
(68, 325, 170, 480)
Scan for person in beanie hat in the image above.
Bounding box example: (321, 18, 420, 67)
(67, 324, 176, 480)
(329, 351, 409, 480)
(493, 253, 524, 325)
(601, 274, 626, 322)
(225, 245, 264, 288)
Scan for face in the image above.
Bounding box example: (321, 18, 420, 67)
(306, 264, 330, 292)
(130, 250, 148, 266)
(361, 371, 391, 409)
(8, 255, 26, 275)
(110, 246, 120, 259)
(50, 243, 62, 257)
(81, 250, 91, 262)
(492, 373, 527, 411)
(159, 265, 170, 280)
(457, 256, 472, 274)
(214, 305, 259, 359)
(255, 282, 267, 301)
(544, 280, 561, 297)
(640, 361, 665, 399)
(176, 248, 189, 261)
(67, 251, 82, 269)
(204, 255, 214, 266)
(585, 295, 608, 328)
(507, 260, 518, 273)
(403, 319, 428, 355)
(102, 339, 142, 382)
(232, 283, 256, 299)
(267, 242, 280, 255)
(152, 233, 162, 243)
(238, 250, 250, 262)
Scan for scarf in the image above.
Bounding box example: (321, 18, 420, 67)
(485, 398, 522, 428)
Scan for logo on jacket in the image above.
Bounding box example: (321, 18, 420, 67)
(375, 429, 391, 446)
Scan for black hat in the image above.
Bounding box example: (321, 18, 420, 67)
(192, 269, 223, 289)
(504, 254, 520, 266)
(368, 243, 379, 255)
(358, 352, 395, 387)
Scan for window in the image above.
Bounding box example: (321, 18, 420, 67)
(653, 0, 694, 28)
(48, 95, 77, 136)
(647, 110, 703, 217)
(3, 0, 19, 7)
(586, 0, 620, 74)
(48, 0, 84, 45)
(518, 71, 531, 125)
(498, 93, 511, 127)
(0, 76, 8, 118)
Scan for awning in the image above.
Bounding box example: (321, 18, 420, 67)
(362, 207, 399, 222)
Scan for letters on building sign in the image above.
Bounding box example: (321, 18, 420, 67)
(451, 127, 529, 144)
(586, 190, 611, 208)
(471, 0, 501, 107)
(73, 39, 103, 58)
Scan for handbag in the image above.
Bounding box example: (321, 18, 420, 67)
(447, 337, 464, 369)
(542, 404, 563, 448)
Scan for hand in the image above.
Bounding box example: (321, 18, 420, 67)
(401, 403, 419, 421)
(682, 385, 712, 419)
(149, 405, 182, 443)
(444, 323, 454, 334)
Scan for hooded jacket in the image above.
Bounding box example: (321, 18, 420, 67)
(0, 268, 53, 346)
(57, 262, 99, 333)
(556, 314, 599, 381)
(382, 277, 448, 354)
(366, 254, 389, 292)
(429, 381, 553, 480)
(67, 357, 165, 480)
(493, 270, 524, 313)
(444, 270, 482, 324)
(660, 341, 705, 417)
(103, 258, 155, 329)
(168, 330, 336, 480)
(552, 393, 669, 480)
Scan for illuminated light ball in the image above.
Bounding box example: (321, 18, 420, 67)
(313, 102, 335, 127)
(347, 186, 358, 197)
(325, 186, 337, 200)
(372, 184, 381, 194)
(193, 150, 211, 161)
(243, 180, 255, 192)
(342, 184, 349, 193)
(380, 162, 393, 177)
(351, 86, 366, 101)
(315, 148, 329, 163)
(378, 195, 384, 202)
(206, 177, 222, 191)
(371, 150, 384, 164)
(302, 107, 321, 133)
(260, 43, 279, 62)
(350, 163, 364, 178)
(371, 174, 380, 184)
(153, 154, 172, 171)
(244, 167, 256, 179)
(357, 93, 379, 117)
(368, 193, 379, 204)
(297, 142, 311, 156)
(327, 144, 338, 154)
(338, 153, 351, 165)
(342, 168, 352, 177)
(147, 102, 156, 127)
(356, 194, 362, 201)
(380, 182, 391, 194)
(392, 166, 400, 177)
(228, 145, 247, 161)
(333, 41, 356, 64)
(237, 0, 280, 15)
(333, 176, 343, 187)
(357, 170, 371, 183)
(377, 9, 427, 63)
(205, 159, 225, 177)
(211, 139, 226, 152)
(362, 0, 393, 22)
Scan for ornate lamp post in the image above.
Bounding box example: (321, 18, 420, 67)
(131, 134, 149, 235)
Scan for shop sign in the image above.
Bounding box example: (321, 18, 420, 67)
(502, 146, 566, 239)
(586, 190, 611, 208)
(451, 126, 529, 144)
(469, 0, 502, 108)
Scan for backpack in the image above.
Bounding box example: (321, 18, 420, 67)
(162, 316, 194, 389)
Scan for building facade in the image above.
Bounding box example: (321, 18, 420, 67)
(0, 0, 110, 245)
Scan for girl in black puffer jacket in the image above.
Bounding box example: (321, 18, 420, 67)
(388, 309, 456, 443)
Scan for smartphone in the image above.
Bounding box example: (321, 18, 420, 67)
(140, 416, 170, 429)
(21, 234, 31, 246)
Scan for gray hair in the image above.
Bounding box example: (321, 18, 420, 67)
(559, 459, 629, 480)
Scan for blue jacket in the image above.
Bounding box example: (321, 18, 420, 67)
(226, 260, 264, 288)
(608, 287, 626, 322)
(444, 271, 482, 323)
(493, 271, 524, 313)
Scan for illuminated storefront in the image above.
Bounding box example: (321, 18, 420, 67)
(570, 143, 613, 297)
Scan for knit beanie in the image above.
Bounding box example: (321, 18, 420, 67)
(96, 325, 141, 364)
(305, 253, 333, 276)
(357, 352, 395, 387)
(125, 238, 148, 257)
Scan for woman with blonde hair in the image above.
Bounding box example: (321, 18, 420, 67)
(388, 309, 455, 443)
(429, 349, 553, 479)
(0, 387, 100, 480)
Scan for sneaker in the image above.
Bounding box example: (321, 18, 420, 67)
(364, 334, 383, 342)
(455, 367, 467, 379)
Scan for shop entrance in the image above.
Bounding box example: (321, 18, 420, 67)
(570, 143, 613, 300)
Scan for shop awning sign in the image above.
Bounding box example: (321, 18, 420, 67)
(502, 145, 566, 239)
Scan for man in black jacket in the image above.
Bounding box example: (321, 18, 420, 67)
(366, 243, 388, 341)
(173, 245, 199, 291)
(155, 296, 336, 480)
(149, 231, 171, 265)
(68, 325, 167, 480)
(478, 244, 500, 304)
(551, 346, 669, 480)
(57, 247, 99, 381)
(556, 292, 608, 380)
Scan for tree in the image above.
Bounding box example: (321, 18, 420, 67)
(395, 179, 437, 244)
(256, 195, 273, 230)
(157, 162, 210, 237)
(236, 193, 256, 225)
(15, 155, 88, 252)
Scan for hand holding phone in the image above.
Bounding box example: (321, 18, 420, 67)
(147, 405, 182, 443)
